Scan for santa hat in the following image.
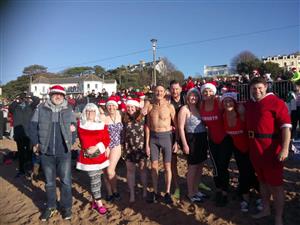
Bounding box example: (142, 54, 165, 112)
(106, 96, 118, 107)
(115, 95, 122, 105)
(200, 83, 217, 95)
(98, 99, 106, 106)
(136, 92, 145, 99)
(291, 67, 297, 72)
(49, 85, 66, 96)
(126, 98, 140, 108)
(253, 69, 260, 76)
(119, 102, 127, 112)
(221, 92, 238, 102)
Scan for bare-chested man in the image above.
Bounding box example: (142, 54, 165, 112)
(145, 85, 177, 204)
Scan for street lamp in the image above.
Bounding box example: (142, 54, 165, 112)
(151, 38, 157, 87)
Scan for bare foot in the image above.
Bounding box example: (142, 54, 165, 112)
(252, 210, 271, 219)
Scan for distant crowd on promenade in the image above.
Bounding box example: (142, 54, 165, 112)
(0, 68, 299, 225)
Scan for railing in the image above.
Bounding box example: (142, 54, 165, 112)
(232, 80, 294, 102)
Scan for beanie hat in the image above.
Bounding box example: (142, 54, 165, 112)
(49, 85, 66, 95)
(221, 92, 238, 102)
(200, 83, 217, 95)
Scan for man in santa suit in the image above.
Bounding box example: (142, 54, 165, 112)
(245, 77, 291, 225)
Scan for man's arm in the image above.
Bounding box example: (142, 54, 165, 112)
(169, 104, 178, 153)
(29, 107, 40, 152)
(278, 127, 291, 161)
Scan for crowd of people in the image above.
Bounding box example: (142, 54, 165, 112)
(0, 73, 296, 225)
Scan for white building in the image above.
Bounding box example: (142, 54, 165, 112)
(262, 53, 300, 72)
(30, 74, 117, 98)
(204, 64, 229, 77)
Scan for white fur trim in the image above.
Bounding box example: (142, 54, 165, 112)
(281, 124, 292, 129)
(126, 100, 140, 108)
(96, 142, 106, 154)
(76, 160, 110, 171)
(200, 83, 216, 95)
(106, 100, 118, 107)
(79, 121, 105, 130)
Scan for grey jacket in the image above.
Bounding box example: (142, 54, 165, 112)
(29, 100, 76, 154)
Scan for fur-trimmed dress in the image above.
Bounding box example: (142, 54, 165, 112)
(76, 120, 110, 171)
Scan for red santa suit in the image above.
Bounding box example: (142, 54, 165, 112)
(245, 93, 291, 186)
(76, 120, 110, 171)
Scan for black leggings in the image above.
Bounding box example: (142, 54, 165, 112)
(291, 108, 300, 139)
(208, 136, 232, 192)
(232, 146, 259, 196)
(15, 136, 32, 173)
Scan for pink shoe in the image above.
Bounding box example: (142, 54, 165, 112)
(97, 206, 107, 215)
(91, 201, 98, 210)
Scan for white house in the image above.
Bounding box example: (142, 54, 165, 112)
(30, 74, 117, 98)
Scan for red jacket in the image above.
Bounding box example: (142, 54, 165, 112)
(76, 120, 110, 171)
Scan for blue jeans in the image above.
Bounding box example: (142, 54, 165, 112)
(41, 152, 72, 209)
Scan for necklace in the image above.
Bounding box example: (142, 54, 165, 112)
(109, 113, 117, 124)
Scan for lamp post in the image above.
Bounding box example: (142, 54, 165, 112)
(151, 38, 157, 87)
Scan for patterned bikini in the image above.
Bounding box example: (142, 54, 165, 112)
(108, 122, 123, 149)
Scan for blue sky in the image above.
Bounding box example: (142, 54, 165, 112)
(1, 0, 299, 84)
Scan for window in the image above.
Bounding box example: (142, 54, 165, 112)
(42, 86, 45, 93)
(87, 84, 90, 89)
(95, 84, 98, 89)
(35, 86, 37, 91)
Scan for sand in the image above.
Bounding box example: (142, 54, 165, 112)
(0, 138, 300, 225)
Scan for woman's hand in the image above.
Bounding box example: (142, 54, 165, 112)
(105, 148, 110, 158)
(183, 144, 190, 155)
(86, 146, 98, 155)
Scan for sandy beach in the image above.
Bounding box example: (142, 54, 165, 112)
(0, 138, 299, 225)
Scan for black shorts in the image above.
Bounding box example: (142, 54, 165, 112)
(185, 132, 208, 165)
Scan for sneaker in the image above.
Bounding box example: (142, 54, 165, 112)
(147, 192, 160, 203)
(195, 191, 208, 199)
(164, 193, 173, 205)
(173, 188, 180, 199)
(106, 195, 114, 202)
(40, 208, 57, 221)
(61, 208, 72, 220)
(15, 171, 25, 178)
(256, 198, 263, 211)
(190, 195, 203, 203)
(198, 182, 212, 192)
(240, 201, 249, 212)
(113, 192, 121, 201)
(97, 206, 107, 215)
(91, 201, 98, 210)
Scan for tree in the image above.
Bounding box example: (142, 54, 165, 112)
(231, 51, 258, 73)
(236, 59, 261, 75)
(259, 62, 284, 79)
(23, 64, 47, 76)
(62, 66, 94, 76)
(2, 75, 30, 98)
(94, 65, 105, 76)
